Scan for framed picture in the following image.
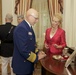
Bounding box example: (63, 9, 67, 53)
(65, 48, 76, 67)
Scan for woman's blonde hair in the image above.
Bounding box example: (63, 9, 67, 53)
(54, 13, 62, 23)
(54, 13, 62, 27)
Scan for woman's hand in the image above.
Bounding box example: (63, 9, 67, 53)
(53, 44, 62, 48)
(45, 43, 49, 49)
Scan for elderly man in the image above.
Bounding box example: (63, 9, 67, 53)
(17, 14, 24, 24)
(0, 13, 16, 75)
(12, 8, 46, 75)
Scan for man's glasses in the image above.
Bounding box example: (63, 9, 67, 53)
(30, 14, 39, 20)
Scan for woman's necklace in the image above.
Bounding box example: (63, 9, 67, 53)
(51, 28, 57, 34)
(50, 27, 58, 38)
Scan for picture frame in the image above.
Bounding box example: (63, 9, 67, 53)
(65, 48, 76, 67)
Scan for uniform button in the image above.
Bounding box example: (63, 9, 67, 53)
(24, 60, 26, 62)
(30, 38, 32, 40)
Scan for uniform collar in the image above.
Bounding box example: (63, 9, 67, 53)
(25, 20, 32, 28)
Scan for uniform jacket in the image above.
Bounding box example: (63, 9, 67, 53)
(45, 28, 66, 54)
(12, 20, 38, 74)
(0, 23, 16, 57)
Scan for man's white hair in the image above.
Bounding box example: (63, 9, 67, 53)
(17, 14, 24, 19)
(5, 13, 13, 20)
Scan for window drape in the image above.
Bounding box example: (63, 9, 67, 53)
(14, 0, 63, 49)
(48, 0, 63, 22)
(15, 0, 32, 15)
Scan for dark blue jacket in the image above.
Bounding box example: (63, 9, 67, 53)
(12, 20, 38, 74)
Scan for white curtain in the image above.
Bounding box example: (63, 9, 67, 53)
(63, 0, 76, 47)
(32, 0, 51, 49)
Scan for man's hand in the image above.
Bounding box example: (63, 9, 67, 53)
(38, 51, 46, 60)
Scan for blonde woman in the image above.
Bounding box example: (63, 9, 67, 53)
(44, 13, 66, 55)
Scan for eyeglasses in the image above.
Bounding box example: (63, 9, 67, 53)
(30, 14, 39, 20)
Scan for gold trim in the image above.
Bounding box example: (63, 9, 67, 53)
(35, 49, 39, 53)
(27, 52, 36, 62)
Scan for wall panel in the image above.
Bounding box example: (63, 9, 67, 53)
(0, 0, 2, 25)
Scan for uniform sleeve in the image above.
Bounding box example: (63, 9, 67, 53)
(27, 50, 39, 63)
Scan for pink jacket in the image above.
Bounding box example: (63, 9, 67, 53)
(44, 28, 66, 54)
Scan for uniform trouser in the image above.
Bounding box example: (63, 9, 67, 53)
(1, 56, 15, 75)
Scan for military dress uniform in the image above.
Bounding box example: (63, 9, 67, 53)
(12, 20, 39, 75)
(0, 23, 16, 75)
